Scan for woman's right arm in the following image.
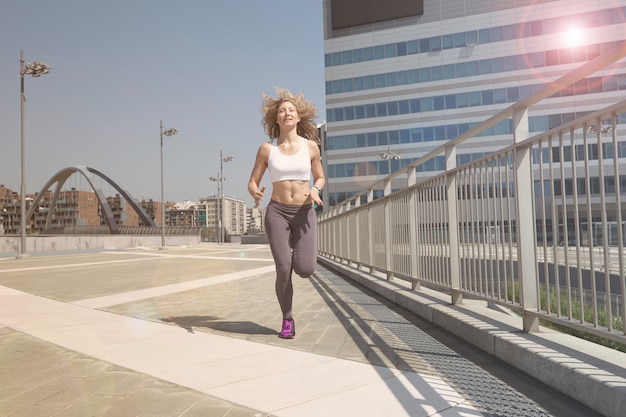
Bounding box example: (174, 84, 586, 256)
(248, 142, 270, 207)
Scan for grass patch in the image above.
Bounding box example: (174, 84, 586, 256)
(508, 282, 626, 352)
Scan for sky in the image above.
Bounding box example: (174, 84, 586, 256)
(0, 0, 326, 208)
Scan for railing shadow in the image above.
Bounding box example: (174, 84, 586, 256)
(309, 264, 552, 417)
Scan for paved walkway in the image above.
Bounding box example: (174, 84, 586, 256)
(0, 244, 600, 416)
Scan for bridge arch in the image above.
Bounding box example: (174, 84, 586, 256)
(26, 166, 157, 234)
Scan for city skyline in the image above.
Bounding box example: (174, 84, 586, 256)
(0, 181, 246, 205)
(0, 1, 326, 208)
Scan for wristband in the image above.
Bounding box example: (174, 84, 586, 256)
(312, 185, 322, 193)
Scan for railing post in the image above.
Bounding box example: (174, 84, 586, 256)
(383, 178, 392, 196)
(513, 106, 539, 333)
(339, 203, 347, 263)
(329, 207, 337, 261)
(367, 188, 375, 273)
(383, 180, 393, 280)
(446, 146, 462, 304)
(345, 201, 352, 265)
(408, 170, 420, 289)
(354, 197, 362, 270)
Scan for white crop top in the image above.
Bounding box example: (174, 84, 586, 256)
(267, 137, 311, 183)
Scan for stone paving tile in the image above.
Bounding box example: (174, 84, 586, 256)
(9, 404, 65, 417)
(134, 390, 216, 417)
(51, 394, 119, 417)
(0, 249, 273, 302)
(310, 340, 343, 357)
(0, 327, 269, 417)
(104, 267, 434, 377)
(0, 246, 604, 417)
(176, 397, 273, 417)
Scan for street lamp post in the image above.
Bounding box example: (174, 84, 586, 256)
(19, 51, 51, 256)
(210, 150, 233, 245)
(160, 120, 178, 248)
(209, 173, 224, 244)
(378, 145, 400, 175)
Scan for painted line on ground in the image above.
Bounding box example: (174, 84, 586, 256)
(72, 264, 276, 309)
(0, 252, 273, 274)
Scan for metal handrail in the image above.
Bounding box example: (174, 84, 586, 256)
(318, 41, 626, 344)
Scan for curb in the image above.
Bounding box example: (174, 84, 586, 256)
(318, 256, 626, 417)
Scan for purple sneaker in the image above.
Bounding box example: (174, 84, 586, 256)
(278, 318, 296, 339)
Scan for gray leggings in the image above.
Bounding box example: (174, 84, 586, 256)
(265, 200, 317, 318)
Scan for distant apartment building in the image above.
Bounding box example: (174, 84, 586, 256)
(1, 186, 43, 234)
(35, 189, 101, 231)
(196, 196, 247, 236)
(0, 185, 24, 235)
(0, 185, 15, 234)
(246, 207, 265, 233)
(139, 199, 164, 226)
(2, 188, 128, 233)
(2, 188, 101, 233)
(169, 200, 200, 228)
(159, 196, 247, 237)
(0, 184, 14, 208)
(223, 196, 247, 236)
(0, 182, 248, 237)
(106, 194, 140, 226)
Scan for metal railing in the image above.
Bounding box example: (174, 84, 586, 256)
(318, 41, 626, 344)
(40, 225, 204, 236)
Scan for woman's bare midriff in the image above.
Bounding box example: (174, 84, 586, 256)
(271, 180, 311, 205)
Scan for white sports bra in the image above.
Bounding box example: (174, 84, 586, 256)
(267, 137, 311, 183)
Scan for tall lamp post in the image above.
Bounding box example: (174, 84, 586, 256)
(378, 145, 400, 175)
(160, 120, 178, 248)
(19, 51, 51, 256)
(209, 150, 233, 245)
(209, 173, 224, 244)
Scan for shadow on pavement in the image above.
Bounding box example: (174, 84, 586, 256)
(162, 315, 276, 335)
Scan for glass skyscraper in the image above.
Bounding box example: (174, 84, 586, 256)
(322, 0, 626, 206)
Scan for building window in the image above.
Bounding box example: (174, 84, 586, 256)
(325, 6, 626, 68)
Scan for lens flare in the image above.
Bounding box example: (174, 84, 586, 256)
(563, 28, 584, 48)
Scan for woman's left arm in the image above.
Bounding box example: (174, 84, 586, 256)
(308, 140, 325, 206)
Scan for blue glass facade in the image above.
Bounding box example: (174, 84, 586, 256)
(327, 69, 626, 126)
(322, 1, 626, 207)
(325, 7, 626, 69)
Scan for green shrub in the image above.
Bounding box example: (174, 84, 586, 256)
(539, 285, 625, 352)
(505, 281, 625, 352)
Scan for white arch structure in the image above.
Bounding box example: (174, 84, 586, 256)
(26, 166, 157, 234)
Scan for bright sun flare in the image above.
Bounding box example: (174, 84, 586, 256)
(563, 28, 584, 47)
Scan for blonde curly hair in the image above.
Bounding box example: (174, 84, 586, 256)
(261, 87, 319, 143)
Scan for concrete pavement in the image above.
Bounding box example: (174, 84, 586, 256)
(0, 244, 604, 416)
